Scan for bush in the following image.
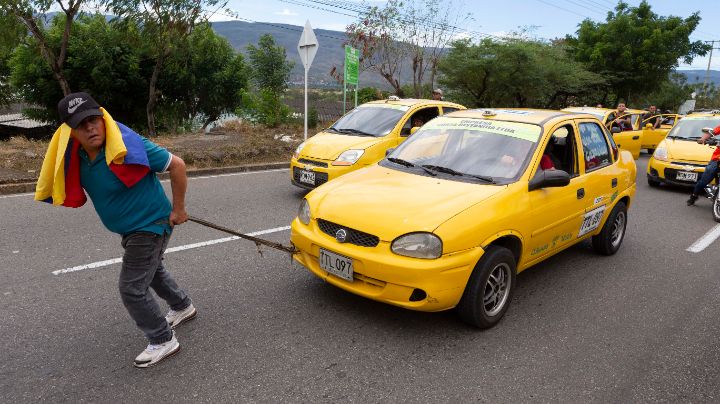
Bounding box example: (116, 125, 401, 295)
(308, 106, 318, 129)
(239, 89, 291, 128)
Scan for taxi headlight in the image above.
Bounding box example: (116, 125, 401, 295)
(391, 232, 442, 259)
(298, 199, 311, 225)
(332, 149, 364, 166)
(293, 141, 306, 159)
(653, 147, 669, 162)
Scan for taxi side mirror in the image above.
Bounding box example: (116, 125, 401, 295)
(385, 147, 396, 157)
(610, 127, 622, 134)
(410, 126, 420, 135)
(528, 169, 571, 191)
(645, 123, 653, 129)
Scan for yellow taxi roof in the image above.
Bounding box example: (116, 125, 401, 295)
(365, 98, 464, 108)
(563, 106, 645, 115)
(445, 108, 591, 125)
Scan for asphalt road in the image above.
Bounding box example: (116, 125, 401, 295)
(2, 158, 720, 403)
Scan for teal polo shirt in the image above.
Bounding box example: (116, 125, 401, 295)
(79, 137, 173, 236)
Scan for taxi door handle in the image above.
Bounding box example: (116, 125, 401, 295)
(577, 188, 585, 199)
(632, 135, 640, 140)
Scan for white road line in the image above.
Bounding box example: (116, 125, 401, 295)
(686, 224, 720, 253)
(0, 168, 288, 200)
(52, 225, 291, 276)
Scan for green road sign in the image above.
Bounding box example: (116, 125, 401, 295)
(344, 46, 359, 86)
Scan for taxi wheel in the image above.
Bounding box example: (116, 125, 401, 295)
(647, 177, 660, 187)
(457, 246, 516, 329)
(712, 193, 720, 223)
(592, 202, 627, 256)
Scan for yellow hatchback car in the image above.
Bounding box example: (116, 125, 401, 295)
(562, 107, 645, 159)
(290, 98, 465, 189)
(647, 111, 720, 187)
(291, 109, 636, 328)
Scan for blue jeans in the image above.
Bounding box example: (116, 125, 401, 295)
(119, 232, 191, 344)
(693, 160, 719, 196)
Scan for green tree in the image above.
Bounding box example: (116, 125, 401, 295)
(438, 38, 604, 108)
(566, 1, 709, 106)
(246, 34, 294, 94)
(160, 23, 250, 130)
(9, 14, 149, 125)
(108, 0, 227, 135)
(0, 0, 92, 95)
(0, 9, 25, 105)
(245, 34, 294, 127)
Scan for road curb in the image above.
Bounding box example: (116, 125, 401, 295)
(0, 161, 288, 195)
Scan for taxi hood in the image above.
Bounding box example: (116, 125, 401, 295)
(307, 165, 506, 241)
(300, 132, 384, 160)
(663, 138, 715, 163)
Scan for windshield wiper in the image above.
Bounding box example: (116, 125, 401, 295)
(326, 127, 342, 133)
(334, 128, 376, 137)
(422, 165, 496, 184)
(388, 158, 437, 176)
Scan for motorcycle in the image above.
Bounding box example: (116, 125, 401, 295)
(700, 129, 720, 222)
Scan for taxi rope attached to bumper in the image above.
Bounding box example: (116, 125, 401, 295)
(188, 216, 298, 255)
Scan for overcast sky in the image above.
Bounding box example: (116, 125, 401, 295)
(216, 0, 720, 70)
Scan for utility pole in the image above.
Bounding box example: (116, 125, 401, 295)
(702, 40, 719, 100)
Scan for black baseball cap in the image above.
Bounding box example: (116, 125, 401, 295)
(57, 92, 103, 128)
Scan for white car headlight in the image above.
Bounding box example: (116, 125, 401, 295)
(298, 199, 311, 225)
(653, 147, 669, 162)
(293, 141, 306, 159)
(332, 149, 364, 166)
(391, 232, 442, 259)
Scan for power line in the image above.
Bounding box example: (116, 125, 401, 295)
(533, 0, 592, 19)
(213, 9, 347, 41)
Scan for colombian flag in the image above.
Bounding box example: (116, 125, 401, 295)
(34, 108, 150, 207)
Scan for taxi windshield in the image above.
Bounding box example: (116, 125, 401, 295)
(329, 105, 407, 137)
(666, 117, 720, 140)
(387, 117, 542, 183)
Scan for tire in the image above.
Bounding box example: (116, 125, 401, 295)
(713, 192, 720, 223)
(647, 176, 660, 187)
(457, 246, 516, 329)
(592, 202, 627, 256)
(646, 148, 655, 155)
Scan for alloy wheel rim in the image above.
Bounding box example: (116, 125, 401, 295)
(714, 196, 720, 219)
(610, 211, 626, 249)
(483, 263, 511, 317)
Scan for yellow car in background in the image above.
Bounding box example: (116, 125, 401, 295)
(290, 98, 465, 189)
(562, 107, 645, 159)
(291, 108, 636, 329)
(647, 111, 720, 187)
(640, 113, 681, 153)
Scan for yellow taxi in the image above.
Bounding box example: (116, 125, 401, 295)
(639, 112, 681, 152)
(290, 98, 465, 189)
(646, 111, 720, 187)
(291, 108, 636, 328)
(562, 107, 645, 159)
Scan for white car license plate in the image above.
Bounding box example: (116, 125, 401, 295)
(319, 248, 354, 281)
(299, 170, 315, 185)
(676, 171, 698, 182)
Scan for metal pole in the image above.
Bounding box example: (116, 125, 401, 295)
(702, 41, 715, 100)
(304, 66, 308, 141)
(354, 84, 358, 108)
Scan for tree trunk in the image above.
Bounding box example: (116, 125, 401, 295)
(20, 15, 73, 95)
(146, 50, 166, 136)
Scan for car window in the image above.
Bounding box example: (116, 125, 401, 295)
(401, 107, 440, 136)
(539, 124, 578, 176)
(389, 117, 542, 183)
(665, 117, 720, 140)
(578, 122, 612, 172)
(330, 105, 407, 137)
(442, 107, 460, 114)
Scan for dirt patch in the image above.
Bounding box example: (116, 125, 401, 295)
(0, 120, 309, 183)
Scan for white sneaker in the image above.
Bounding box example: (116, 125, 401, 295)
(165, 303, 197, 329)
(133, 332, 180, 368)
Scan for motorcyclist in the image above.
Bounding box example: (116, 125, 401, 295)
(687, 125, 720, 206)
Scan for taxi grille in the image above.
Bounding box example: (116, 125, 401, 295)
(292, 167, 328, 187)
(670, 161, 706, 168)
(298, 158, 328, 168)
(317, 219, 380, 247)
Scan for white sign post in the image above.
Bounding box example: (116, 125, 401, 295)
(297, 20, 319, 141)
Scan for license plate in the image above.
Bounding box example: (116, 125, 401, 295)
(578, 205, 607, 237)
(299, 170, 315, 185)
(676, 171, 698, 182)
(319, 248, 354, 281)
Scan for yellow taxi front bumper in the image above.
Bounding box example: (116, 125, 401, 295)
(290, 218, 484, 312)
(290, 157, 362, 189)
(647, 157, 707, 187)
